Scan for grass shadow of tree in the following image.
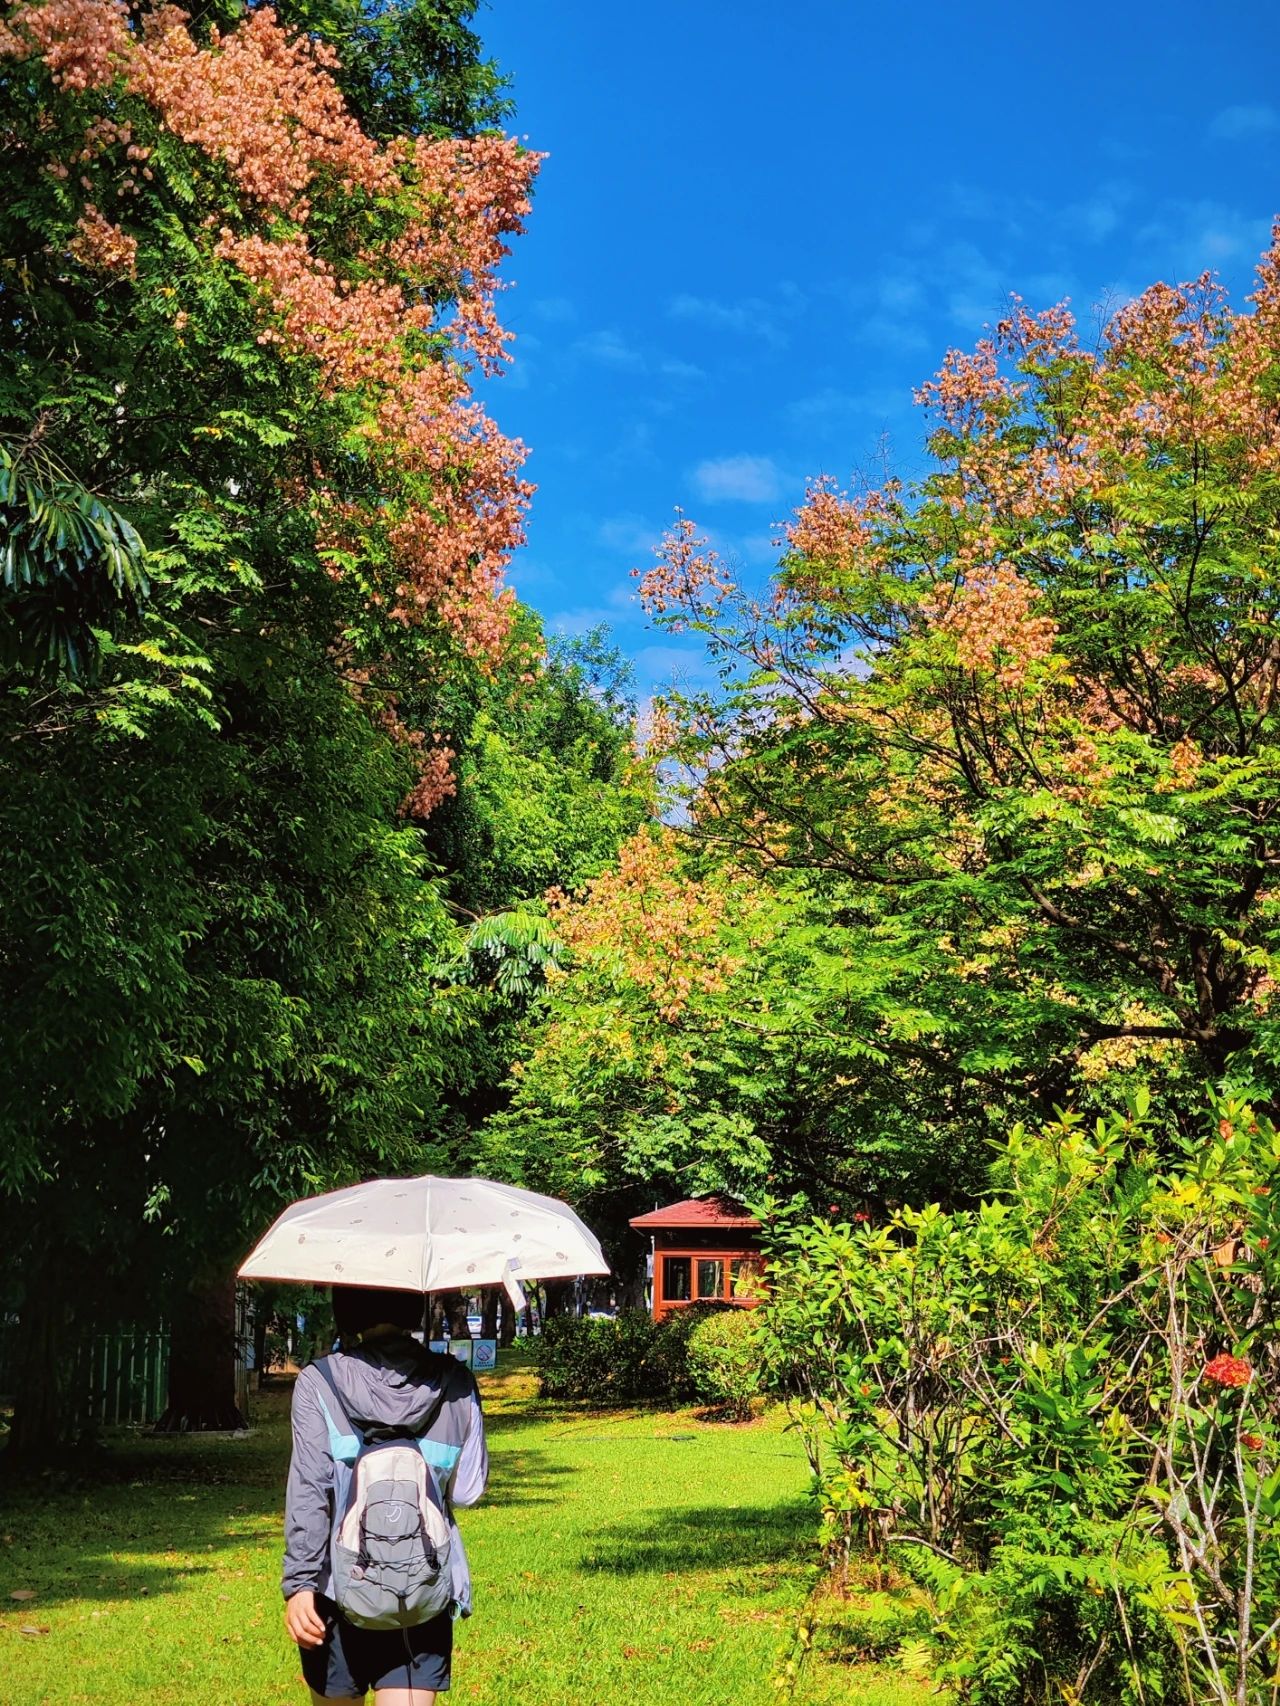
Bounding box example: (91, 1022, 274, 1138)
(577, 1500, 815, 1581)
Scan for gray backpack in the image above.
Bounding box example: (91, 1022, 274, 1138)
(312, 1356, 455, 1630)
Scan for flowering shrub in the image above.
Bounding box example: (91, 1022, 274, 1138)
(758, 1094, 1280, 1704)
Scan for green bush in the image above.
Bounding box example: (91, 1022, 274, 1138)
(535, 1304, 730, 1403)
(758, 1093, 1280, 1706)
(686, 1306, 760, 1417)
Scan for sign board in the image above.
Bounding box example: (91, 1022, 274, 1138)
(428, 1340, 448, 1356)
(472, 1339, 497, 1372)
(449, 1339, 473, 1367)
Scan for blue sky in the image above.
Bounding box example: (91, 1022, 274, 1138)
(479, 1, 1280, 695)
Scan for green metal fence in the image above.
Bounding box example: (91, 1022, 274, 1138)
(0, 1323, 170, 1427)
(73, 1325, 170, 1426)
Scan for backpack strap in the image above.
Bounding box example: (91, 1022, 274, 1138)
(311, 1356, 362, 1465)
(309, 1351, 454, 1467)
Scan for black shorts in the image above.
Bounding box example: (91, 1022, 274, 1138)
(300, 1596, 453, 1697)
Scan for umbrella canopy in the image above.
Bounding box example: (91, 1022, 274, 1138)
(238, 1175, 609, 1302)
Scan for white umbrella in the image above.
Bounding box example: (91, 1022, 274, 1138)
(238, 1174, 608, 1307)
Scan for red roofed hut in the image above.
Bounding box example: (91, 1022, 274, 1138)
(629, 1192, 764, 1322)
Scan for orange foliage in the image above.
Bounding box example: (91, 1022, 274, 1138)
(2, 0, 543, 806)
(550, 831, 735, 1023)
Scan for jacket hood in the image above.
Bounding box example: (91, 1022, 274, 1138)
(324, 1337, 458, 1432)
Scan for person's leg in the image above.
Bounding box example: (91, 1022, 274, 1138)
(300, 1593, 367, 1702)
(370, 1608, 450, 1702)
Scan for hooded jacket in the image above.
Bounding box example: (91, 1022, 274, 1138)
(282, 1337, 487, 1614)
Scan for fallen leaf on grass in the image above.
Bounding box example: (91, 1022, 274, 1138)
(9, 1589, 36, 1601)
(20, 1624, 50, 1636)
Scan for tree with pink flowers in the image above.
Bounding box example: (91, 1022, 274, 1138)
(621, 242, 1280, 1189)
(496, 236, 1280, 1235)
(0, 0, 538, 753)
(0, 0, 556, 1440)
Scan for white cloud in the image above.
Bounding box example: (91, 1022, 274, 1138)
(1209, 104, 1279, 141)
(942, 240, 1004, 329)
(786, 387, 911, 430)
(691, 454, 782, 504)
(545, 590, 637, 636)
(533, 296, 578, 323)
(1135, 201, 1272, 277)
(875, 273, 927, 314)
(668, 292, 794, 347)
(659, 357, 706, 381)
(735, 531, 781, 568)
(1063, 184, 1134, 243)
(632, 641, 722, 694)
(859, 311, 929, 353)
(596, 514, 661, 557)
(573, 328, 643, 368)
(506, 556, 565, 596)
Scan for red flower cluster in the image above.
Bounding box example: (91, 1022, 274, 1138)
(1202, 1353, 1252, 1389)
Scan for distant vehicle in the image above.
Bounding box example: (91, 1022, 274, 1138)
(586, 1307, 616, 1320)
(466, 1314, 483, 1336)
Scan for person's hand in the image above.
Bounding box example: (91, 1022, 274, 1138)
(285, 1589, 327, 1649)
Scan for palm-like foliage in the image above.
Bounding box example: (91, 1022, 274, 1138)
(0, 439, 149, 681)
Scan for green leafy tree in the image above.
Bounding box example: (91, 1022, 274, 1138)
(0, 0, 538, 1445)
(0, 627, 457, 1444)
(522, 236, 1280, 1217)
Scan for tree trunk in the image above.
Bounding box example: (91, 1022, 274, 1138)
(432, 1290, 470, 1338)
(446, 1291, 472, 1338)
(543, 1278, 573, 1319)
(253, 1305, 269, 1388)
(5, 1241, 76, 1461)
(617, 1255, 647, 1312)
(428, 1295, 447, 1341)
(154, 1275, 246, 1432)
(480, 1288, 499, 1339)
(498, 1295, 517, 1347)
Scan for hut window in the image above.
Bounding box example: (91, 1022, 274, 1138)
(731, 1257, 762, 1297)
(663, 1256, 691, 1300)
(696, 1258, 725, 1300)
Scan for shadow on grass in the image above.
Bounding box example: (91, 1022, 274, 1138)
(0, 1382, 583, 1610)
(577, 1500, 815, 1579)
(0, 1466, 279, 1608)
(2, 1388, 292, 1608)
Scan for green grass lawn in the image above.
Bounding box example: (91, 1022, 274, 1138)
(0, 1359, 931, 1705)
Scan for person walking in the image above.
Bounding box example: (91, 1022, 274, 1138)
(283, 1284, 488, 1704)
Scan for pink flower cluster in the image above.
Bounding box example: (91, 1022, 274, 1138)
(401, 739, 458, 819)
(636, 514, 733, 622)
(0, 0, 129, 90)
(67, 202, 137, 274)
(931, 563, 1058, 687)
(915, 337, 1017, 436)
(2, 0, 544, 791)
(130, 5, 394, 212)
(782, 477, 896, 584)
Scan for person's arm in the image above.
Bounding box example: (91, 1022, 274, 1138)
(445, 1381, 488, 1508)
(282, 1368, 331, 1647)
